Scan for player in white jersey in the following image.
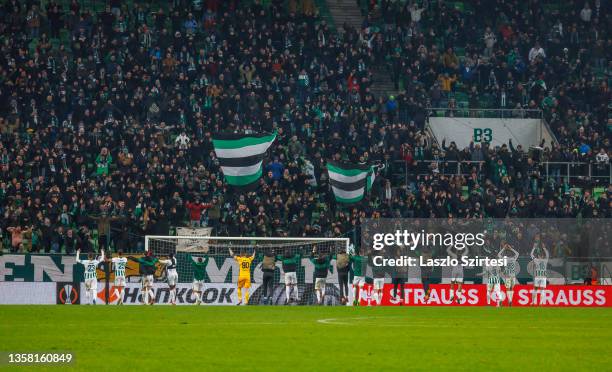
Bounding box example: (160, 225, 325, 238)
(110, 250, 128, 305)
(447, 245, 467, 304)
(530, 241, 549, 306)
(372, 260, 386, 306)
(498, 242, 519, 306)
(485, 263, 502, 307)
(158, 253, 179, 305)
(76, 249, 104, 305)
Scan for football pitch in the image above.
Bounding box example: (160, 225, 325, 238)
(1, 306, 610, 371)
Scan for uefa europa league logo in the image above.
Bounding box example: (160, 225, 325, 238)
(58, 283, 79, 304)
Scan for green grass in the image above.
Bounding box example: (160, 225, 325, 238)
(0, 306, 610, 371)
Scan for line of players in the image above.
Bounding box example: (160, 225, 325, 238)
(74, 249, 134, 305)
(75, 249, 166, 305)
(75, 241, 550, 306)
(73, 248, 256, 306)
(448, 240, 549, 307)
(73, 246, 369, 306)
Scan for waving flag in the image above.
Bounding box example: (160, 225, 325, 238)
(327, 161, 376, 203)
(212, 131, 276, 188)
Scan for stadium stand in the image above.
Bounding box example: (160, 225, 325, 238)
(0, 0, 609, 254)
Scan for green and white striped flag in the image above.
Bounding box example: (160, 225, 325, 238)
(212, 131, 277, 188)
(327, 161, 376, 204)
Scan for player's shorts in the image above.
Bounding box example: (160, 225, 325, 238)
(373, 278, 385, 290)
(315, 278, 326, 290)
(192, 279, 204, 292)
(167, 272, 178, 286)
(534, 277, 547, 288)
(238, 276, 251, 289)
(487, 283, 501, 293)
(352, 276, 365, 286)
(85, 278, 97, 291)
(114, 276, 126, 287)
(284, 272, 297, 285)
(143, 275, 154, 288)
(451, 267, 464, 282)
(502, 276, 516, 287)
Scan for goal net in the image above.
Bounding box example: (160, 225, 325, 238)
(145, 236, 350, 305)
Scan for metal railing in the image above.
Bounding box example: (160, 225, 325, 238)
(428, 108, 543, 119)
(392, 160, 612, 185)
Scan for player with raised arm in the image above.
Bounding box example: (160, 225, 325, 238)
(530, 237, 549, 306)
(158, 253, 179, 305)
(76, 249, 104, 305)
(484, 261, 502, 307)
(229, 248, 256, 305)
(498, 241, 520, 306)
(189, 254, 208, 305)
(447, 245, 467, 304)
(110, 250, 127, 305)
(310, 247, 332, 305)
(277, 251, 302, 304)
(335, 247, 350, 305)
(478, 242, 500, 306)
(128, 252, 158, 305)
(350, 249, 368, 306)
(259, 249, 276, 305)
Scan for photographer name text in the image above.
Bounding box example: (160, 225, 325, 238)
(372, 256, 508, 268)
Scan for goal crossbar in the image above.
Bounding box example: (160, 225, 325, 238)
(145, 236, 350, 252)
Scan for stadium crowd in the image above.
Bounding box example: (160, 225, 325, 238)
(0, 0, 609, 254)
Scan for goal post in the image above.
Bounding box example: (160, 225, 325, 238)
(145, 235, 351, 305)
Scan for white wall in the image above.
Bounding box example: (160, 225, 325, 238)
(428, 117, 555, 149)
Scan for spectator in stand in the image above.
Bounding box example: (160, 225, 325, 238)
(185, 198, 211, 228)
(175, 131, 190, 150)
(7, 225, 24, 252)
(579, 2, 592, 24)
(184, 13, 198, 36)
(64, 228, 81, 254)
(439, 73, 457, 95)
(95, 148, 112, 177)
(266, 157, 284, 182)
(483, 27, 496, 57)
(528, 41, 546, 64)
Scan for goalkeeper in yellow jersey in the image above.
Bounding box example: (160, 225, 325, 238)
(229, 248, 256, 305)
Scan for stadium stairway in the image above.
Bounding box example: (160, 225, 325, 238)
(326, 0, 398, 99)
(326, 0, 363, 30)
(370, 67, 398, 99)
